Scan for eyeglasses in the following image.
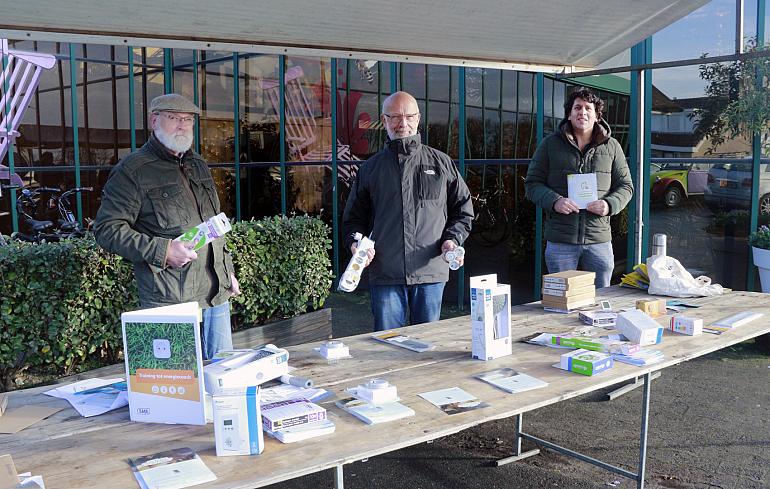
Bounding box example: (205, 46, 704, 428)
(157, 112, 196, 125)
(383, 112, 419, 123)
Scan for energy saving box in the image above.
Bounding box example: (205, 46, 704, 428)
(560, 349, 614, 376)
(470, 274, 512, 361)
(175, 212, 232, 251)
(669, 316, 703, 336)
(212, 387, 264, 457)
(616, 310, 664, 346)
(121, 302, 206, 425)
(204, 345, 289, 395)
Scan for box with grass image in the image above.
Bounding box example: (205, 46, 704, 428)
(122, 302, 206, 425)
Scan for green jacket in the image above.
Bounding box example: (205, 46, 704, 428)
(93, 135, 234, 309)
(524, 119, 633, 245)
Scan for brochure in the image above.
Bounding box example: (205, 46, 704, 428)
(335, 397, 415, 425)
(612, 348, 664, 366)
(260, 384, 332, 404)
(128, 447, 216, 489)
(265, 418, 336, 443)
(567, 172, 598, 209)
(474, 368, 548, 394)
(418, 387, 489, 415)
(372, 331, 434, 352)
(43, 378, 128, 417)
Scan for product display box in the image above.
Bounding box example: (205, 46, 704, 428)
(559, 349, 614, 376)
(616, 309, 664, 346)
(541, 270, 596, 311)
(669, 316, 703, 336)
(203, 345, 289, 395)
(212, 386, 264, 457)
(551, 336, 639, 355)
(470, 274, 512, 361)
(121, 302, 206, 425)
(636, 298, 667, 317)
(261, 399, 327, 432)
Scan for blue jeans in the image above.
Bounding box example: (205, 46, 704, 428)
(545, 241, 614, 288)
(369, 283, 446, 331)
(201, 301, 233, 360)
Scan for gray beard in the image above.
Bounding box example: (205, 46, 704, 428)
(155, 128, 193, 154)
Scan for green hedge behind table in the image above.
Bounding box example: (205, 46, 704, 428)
(0, 215, 333, 391)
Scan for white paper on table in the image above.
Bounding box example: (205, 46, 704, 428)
(43, 378, 128, 417)
(418, 387, 477, 408)
(18, 473, 45, 488)
(567, 173, 598, 209)
(260, 384, 331, 404)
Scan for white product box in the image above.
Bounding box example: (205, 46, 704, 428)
(669, 316, 703, 336)
(616, 310, 663, 346)
(212, 386, 264, 457)
(470, 274, 512, 361)
(175, 212, 232, 251)
(121, 302, 206, 425)
(204, 345, 289, 395)
(352, 379, 398, 405)
(261, 399, 327, 432)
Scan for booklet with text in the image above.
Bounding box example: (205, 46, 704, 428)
(335, 397, 415, 425)
(567, 172, 598, 209)
(372, 331, 434, 352)
(474, 368, 548, 394)
(128, 447, 215, 489)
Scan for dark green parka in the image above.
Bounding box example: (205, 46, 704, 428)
(524, 119, 633, 245)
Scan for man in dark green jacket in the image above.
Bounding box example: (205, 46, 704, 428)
(525, 88, 633, 288)
(93, 94, 240, 359)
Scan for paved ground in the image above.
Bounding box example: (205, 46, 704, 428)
(268, 291, 770, 489)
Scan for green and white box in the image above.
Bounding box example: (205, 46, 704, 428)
(470, 274, 512, 361)
(175, 212, 231, 251)
(560, 349, 614, 376)
(121, 302, 206, 425)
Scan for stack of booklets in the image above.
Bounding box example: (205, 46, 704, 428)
(704, 311, 764, 334)
(541, 270, 596, 312)
(261, 398, 335, 443)
(128, 447, 216, 489)
(335, 397, 415, 425)
(612, 348, 664, 366)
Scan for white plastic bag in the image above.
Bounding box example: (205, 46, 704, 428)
(646, 254, 724, 298)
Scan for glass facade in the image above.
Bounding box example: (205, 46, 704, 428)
(2, 0, 768, 301)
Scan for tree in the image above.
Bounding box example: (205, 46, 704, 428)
(693, 39, 770, 154)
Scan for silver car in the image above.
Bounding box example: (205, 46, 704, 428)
(704, 162, 770, 215)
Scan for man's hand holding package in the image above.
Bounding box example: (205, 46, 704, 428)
(351, 242, 376, 267)
(441, 239, 463, 267)
(166, 239, 198, 268)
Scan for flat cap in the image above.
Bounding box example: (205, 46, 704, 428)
(149, 93, 200, 115)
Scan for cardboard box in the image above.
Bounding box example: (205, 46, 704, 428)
(636, 298, 667, 317)
(121, 302, 207, 425)
(470, 274, 512, 361)
(541, 290, 595, 307)
(261, 399, 327, 432)
(212, 386, 264, 457)
(669, 316, 703, 336)
(542, 270, 596, 288)
(616, 310, 663, 346)
(204, 345, 289, 395)
(551, 336, 639, 355)
(559, 349, 614, 376)
(541, 284, 595, 298)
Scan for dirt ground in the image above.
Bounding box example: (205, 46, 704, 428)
(267, 291, 770, 489)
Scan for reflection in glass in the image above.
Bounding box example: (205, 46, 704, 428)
(652, 0, 736, 63)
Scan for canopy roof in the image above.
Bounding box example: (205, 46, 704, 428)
(0, 0, 708, 72)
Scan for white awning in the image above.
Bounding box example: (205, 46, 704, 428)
(0, 0, 708, 72)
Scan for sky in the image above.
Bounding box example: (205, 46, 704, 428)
(598, 0, 768, 100)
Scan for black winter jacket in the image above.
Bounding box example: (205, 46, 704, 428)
(342, 135, 473, 285)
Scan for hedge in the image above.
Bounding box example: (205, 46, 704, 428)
(0, 215, 333, 391)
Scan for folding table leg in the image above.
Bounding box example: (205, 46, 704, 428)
(495, 413, 540, 466)
(636, 371, 652, 489)
(333, 464, 344, 489)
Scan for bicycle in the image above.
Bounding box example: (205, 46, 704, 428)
(470, 186, 512, 247)
(12, 185, 93, 242)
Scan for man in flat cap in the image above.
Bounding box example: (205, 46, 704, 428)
(94, 94, 239, 359)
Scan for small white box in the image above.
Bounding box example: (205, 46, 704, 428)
(616, 310, 663, 346)
(212, 386, 264, 457)
(669, 316, 703, 336)
(204, 345, 289, 395)
(354, 379, 398, 405)
(470, 274, 512, 361)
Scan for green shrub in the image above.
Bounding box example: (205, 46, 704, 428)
(0, 236, 138, 390)
(227, 215, 333, 328)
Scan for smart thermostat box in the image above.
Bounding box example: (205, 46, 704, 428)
(212, 386, 264, 457)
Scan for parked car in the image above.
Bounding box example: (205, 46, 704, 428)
(650, 162, 709, 208)
(704, 162, 770, 215)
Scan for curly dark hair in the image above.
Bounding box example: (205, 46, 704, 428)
(563, 87, 604, 120)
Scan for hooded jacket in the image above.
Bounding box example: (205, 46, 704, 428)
(93, 134, 234, 308)
(524, 118, 633, 245)
(342, 134, 474, 285)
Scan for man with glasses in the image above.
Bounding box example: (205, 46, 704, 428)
(525, 87, 633, 288)
(343, 91, 473, 331)
(94, 94, 240, 359)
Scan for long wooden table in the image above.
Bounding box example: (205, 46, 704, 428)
(2, 287, 769, 489)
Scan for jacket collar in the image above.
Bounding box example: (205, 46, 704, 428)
(558, 118, 611, 149)
(386, 134, 422, 156)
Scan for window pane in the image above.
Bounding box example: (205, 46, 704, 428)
(653, 0, 736, 63)
(483, 69, 500, 110)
